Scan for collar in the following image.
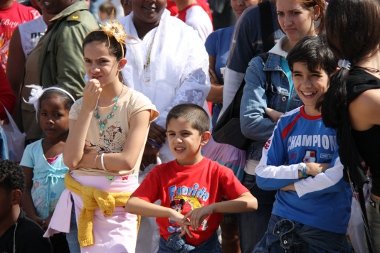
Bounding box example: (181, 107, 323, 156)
(49, 1, 88, 22)
(268, 36, 288, 58)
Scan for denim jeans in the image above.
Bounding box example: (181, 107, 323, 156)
(367, 199, 380, 252)
(253, 215, 352, 253)
(238, 173, 276, 253)
(157, 233, 221, 253)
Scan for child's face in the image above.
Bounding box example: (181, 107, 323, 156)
(84, 41, 122, 88)
(292, 62, 329, 112)
(166, 117, 208, 166)
(39, 95, 70, 140)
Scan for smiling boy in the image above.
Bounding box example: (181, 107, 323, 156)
(126, 103, 257, 252)
(254, 36, 352, 252)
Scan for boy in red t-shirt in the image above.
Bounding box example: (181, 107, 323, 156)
(126, 103, 257, 252)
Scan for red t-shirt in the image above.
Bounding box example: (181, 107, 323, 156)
(133, 158, 248, 246)
(0, 1, 39, 72)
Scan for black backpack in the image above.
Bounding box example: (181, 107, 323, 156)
(212, 1, 275, 150)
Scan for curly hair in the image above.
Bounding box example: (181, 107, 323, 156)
(0, 160, 24, 192)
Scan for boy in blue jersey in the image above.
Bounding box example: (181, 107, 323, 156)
(254, 36, 353, 253)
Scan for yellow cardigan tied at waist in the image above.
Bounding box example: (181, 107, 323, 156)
(64, 173, 132, 247)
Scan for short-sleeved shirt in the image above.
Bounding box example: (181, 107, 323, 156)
(0, 1, 39, 72)
(69, 86, 158, 176)
(133, 158, 248, 246)
(205, 26, 234, 83)
(20, 139, 68, 219)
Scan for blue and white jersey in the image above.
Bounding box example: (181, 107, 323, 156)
(256, 106, 352, 234)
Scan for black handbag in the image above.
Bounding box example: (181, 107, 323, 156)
(212, 80, 250, 150)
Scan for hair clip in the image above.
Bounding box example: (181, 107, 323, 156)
(23, 85, 75, 118)
(100, 20, 127, 45)
(338, 59, 351, 70)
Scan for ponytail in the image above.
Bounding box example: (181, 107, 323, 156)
(321, 69, 368, 187)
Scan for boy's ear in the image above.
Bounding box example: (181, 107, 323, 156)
(200, 131, 211, 146)
(11, 189, 22, 205)
(118, 58, 127, 70)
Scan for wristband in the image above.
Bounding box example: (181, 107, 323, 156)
(298, 163, 308, 178)
(100, 153, 107, 171)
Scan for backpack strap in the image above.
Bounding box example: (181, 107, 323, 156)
(259, 1, 275, 52)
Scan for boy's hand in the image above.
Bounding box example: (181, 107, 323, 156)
(168, 209, 192, 237)
(184, 205, 213, 230)
(306, 163, 329, 176)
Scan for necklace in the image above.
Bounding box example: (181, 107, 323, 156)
(94, 87, 124, 136)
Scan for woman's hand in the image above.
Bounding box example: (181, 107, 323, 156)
(77, 144, 99, 169)
(140, 122, 166, 170)
(82, 79, 102, 112)
(140, 144, 160, 171)
(148, 122, 166, 145)
(265, 107, 283, 122)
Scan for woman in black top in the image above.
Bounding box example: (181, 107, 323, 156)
(322, 0, 380, 251)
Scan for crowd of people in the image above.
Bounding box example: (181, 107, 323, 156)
(0, 0, 379, 253)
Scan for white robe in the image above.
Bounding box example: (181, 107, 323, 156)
(120, 9, 211, 162)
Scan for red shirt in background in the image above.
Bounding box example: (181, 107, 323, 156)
(0, 1, 39, 72)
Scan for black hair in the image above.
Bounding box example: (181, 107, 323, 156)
(166, 104, 210, 134)
(0, 160, 24, 192)
(39, 89, 75, 112)
(287, 36, 338, 76)
(287, 36, 338, 111)
(83, 30, 126, 60)
(325, 0, 380, 65)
